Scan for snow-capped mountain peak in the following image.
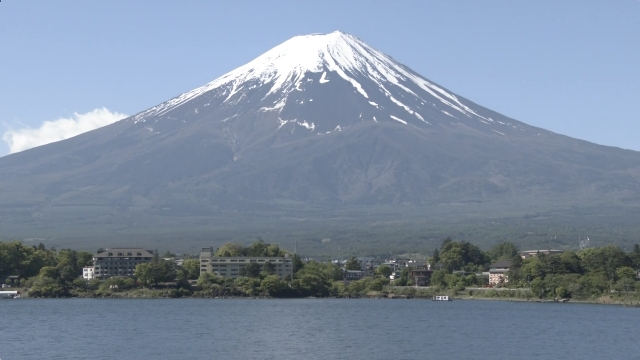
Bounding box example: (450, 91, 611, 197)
(132, 31, 520, 136)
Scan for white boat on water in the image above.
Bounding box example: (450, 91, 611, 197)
(432, 295, 451, 301)
(0, 291, 20, 299)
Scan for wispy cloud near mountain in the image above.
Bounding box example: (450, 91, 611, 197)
(2, 108, 127, 154)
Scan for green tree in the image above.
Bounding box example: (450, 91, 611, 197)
(490, 242, 519, 260)
(394, 267, 410, 286)
(439, 241, 489, 272)
(375, 265, 392, 278)
(555, 286, 570, 299)
(430, 270, 447, 288)
(260, 275, 286, 296)
(235, 277, 261, 296)
(530, 278, 549, 298)
(560, 251, 583, 274)
(197, 272, 224, 288)
(262, 261, 276, 275)
(345, 257, 361, 271)
(29, 276, 68, 298)
(239, 263, 261, 278)
(214, 243, 245, 257)
(368, 277, 390, 291)
(616, 278, 636, 295)
(135, 260, 176, 287)
(441, 237, 453, 250)
(579, 246, 630, 281)
(432, 248, 440, 264)
(161, 251, 176, 258)
(266, 244, 282, 257)
(181, 259, 201, 280)
(631, 244, 640, 269)
(39, 266, 58, 279)
(616, 266, 637, 281)
(76, 251, 93, 269)
(292, 254, 304, 273)
(247, 239, 268, 256)
(291, 261, 334, 297)
(135, 263, 154, 287)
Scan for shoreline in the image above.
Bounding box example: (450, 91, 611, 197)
(11, 288, 640, 307)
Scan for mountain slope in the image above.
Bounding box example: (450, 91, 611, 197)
(1, 31, 639, 251)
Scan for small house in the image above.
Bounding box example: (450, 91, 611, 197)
(489, 259, 512, 285)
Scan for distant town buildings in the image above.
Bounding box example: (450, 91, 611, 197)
(199, 247, 293, 279)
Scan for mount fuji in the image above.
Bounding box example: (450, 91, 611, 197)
(1, 31, 640, 251)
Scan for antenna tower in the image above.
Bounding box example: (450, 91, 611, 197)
(579, 236, 590, 250)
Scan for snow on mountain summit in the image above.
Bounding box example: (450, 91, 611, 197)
(131, 31, 519, 135)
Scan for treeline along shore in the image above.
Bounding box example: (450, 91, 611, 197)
(1, 238, 640, 305)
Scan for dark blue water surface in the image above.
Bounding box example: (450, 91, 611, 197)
(1, 298, 638, 359)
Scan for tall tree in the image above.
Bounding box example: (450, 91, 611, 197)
(262, 262, 276, 275)
(181, 259, 201, 280)
(239, 263, 261, 278)
(375, 265, 392, 278)
(490, 242, 519, 260)
(292, 254, 304, 273)
(345, 257, 361, 271)
(432, 248, 440, 264)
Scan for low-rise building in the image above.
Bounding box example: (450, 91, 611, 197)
(409, 268, 433, 286)
(199, 247, 293, 279)
(82, 266, 95, 280)
(344, 270, 366, 281)
(518, 250, 564, 259)
(92, 248, 154, 279)
(390, 271, 402, 281)
(489, 259, 512, 285)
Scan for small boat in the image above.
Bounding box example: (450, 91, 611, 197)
(0, 291, 19, 299)
(432, 295, 451, 301)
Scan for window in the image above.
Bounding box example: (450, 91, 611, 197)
(108, 252, 113, 256)
(137, 252, 142, 256)
(127, 252, 132, 256)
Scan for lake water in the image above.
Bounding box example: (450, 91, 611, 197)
(2, 298, 638, 359)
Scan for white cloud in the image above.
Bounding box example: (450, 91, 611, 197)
(2, 108, 127, 154)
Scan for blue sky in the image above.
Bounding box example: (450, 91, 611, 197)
(1, 0, 639, 155)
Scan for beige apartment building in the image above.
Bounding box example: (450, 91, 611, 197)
(199, 247, 293, 279)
